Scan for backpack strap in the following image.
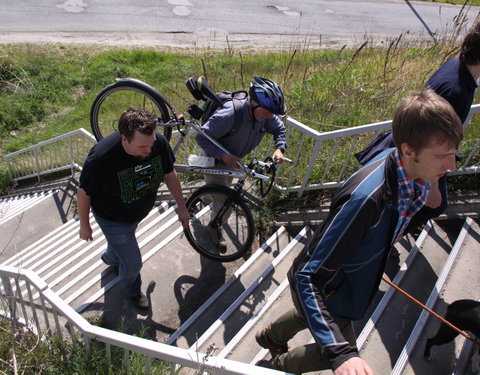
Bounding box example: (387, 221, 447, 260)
(228, 96, 245, 136)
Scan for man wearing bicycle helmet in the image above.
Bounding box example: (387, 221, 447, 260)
(194, 76, 287, 248)
(195, 76, 288, 176)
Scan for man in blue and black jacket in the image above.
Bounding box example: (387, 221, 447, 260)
(256, 89, 464, 375)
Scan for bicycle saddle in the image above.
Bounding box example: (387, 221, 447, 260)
(185, 75, 223, 106)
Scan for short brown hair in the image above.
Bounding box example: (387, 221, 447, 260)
(392, 89, 463, 153)
(118, 107, 157, 141)
(460, 19, 480, 65)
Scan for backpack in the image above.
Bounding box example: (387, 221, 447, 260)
(185, 75, 248, 137)
(200, 90, 248, 137)
(354, 130, 395, 165)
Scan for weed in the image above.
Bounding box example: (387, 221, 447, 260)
(0, 161, 11, 196)
(0, 315, 173, 375)
(0, 12, 478, 196)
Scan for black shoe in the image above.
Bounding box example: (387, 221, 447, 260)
(101, 254, 119, 275)
(130, 293, 149, 310)
(255, 327, 288, 358)
(255, 358, 278, 370)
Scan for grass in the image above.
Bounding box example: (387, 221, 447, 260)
(0, 315, 173, 375)
(2, 33, 479, 197)
(0, 40, 461, 153)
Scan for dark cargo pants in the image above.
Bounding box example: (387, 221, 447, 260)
(267, 288, 357, 374)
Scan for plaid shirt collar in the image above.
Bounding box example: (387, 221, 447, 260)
(392, 149, 431, 243)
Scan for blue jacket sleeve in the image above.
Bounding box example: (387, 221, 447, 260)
(265, 115, 287, 151)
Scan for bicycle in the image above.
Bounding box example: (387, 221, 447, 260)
(90, 77, 290, 262)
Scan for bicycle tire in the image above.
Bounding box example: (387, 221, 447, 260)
(184, 184, 255, 262)
(90, 80, 173, 142)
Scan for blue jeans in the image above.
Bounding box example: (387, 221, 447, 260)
(93, 213, 142, 297)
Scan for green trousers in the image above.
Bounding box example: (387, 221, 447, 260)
(267, 288, 357, 375)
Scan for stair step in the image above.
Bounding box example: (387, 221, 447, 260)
(359, 220, 459, 374)
(401, 218, 480, 375)
(168, 225, 294, 348)
(188, 226, 313, 359)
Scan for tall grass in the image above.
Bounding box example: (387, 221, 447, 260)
(0, 42, 459, 150)
(0, 316, 172, 375)
(0, 7, 477, 195)
(420, 0, 480, 5)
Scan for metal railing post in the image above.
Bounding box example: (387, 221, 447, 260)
(297, 138, 323, 198)
(1, 275, 15, 318)
(6, 157, 13, 181)
(34, 148, 41, 182)
(68, 136, 75, 177)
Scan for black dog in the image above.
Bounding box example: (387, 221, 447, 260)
(424, 299, 480, 361)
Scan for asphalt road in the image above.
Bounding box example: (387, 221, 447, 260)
(1, 0, 480, 49)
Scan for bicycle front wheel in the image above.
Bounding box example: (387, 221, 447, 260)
(90, 80, 172, 141)
(184, 185, 255, 262)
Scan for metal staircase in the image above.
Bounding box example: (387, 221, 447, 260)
(0, 114, 478, 373)
(0, 185, 479, 374)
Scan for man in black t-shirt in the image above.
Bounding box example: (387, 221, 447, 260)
(78, 107, 188, 310)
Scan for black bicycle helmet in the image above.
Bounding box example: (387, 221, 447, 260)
(249, 76, 286, 115)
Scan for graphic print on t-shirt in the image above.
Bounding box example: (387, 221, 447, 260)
(117, 156, 164, 203)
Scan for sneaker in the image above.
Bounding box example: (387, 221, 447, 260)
(255, 327, 288, 358)
(130, 293, 149, 310)
(255, 358, 278, 370)
(101, 254, 119, 275)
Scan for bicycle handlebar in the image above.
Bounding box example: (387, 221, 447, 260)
(238, 156, 292, 181)
(159, 113, 293, 190)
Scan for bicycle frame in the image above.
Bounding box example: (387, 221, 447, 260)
(158, 115, 232, 159)
(175, 164, 248, 179)
(161, 115, 275, 183)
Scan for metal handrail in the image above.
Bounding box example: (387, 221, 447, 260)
(277, 104, 480, 196)
(0, 264, 290, 375)
(3, 105, 480, 196)
(3, 128, 96, 183)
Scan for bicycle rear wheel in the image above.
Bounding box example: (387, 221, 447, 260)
(90, 80, 172, 141)
(184, 184, 255, 262)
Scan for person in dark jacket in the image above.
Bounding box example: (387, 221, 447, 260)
(256, 89, 463, 375)
(355, 20, 480, 234)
